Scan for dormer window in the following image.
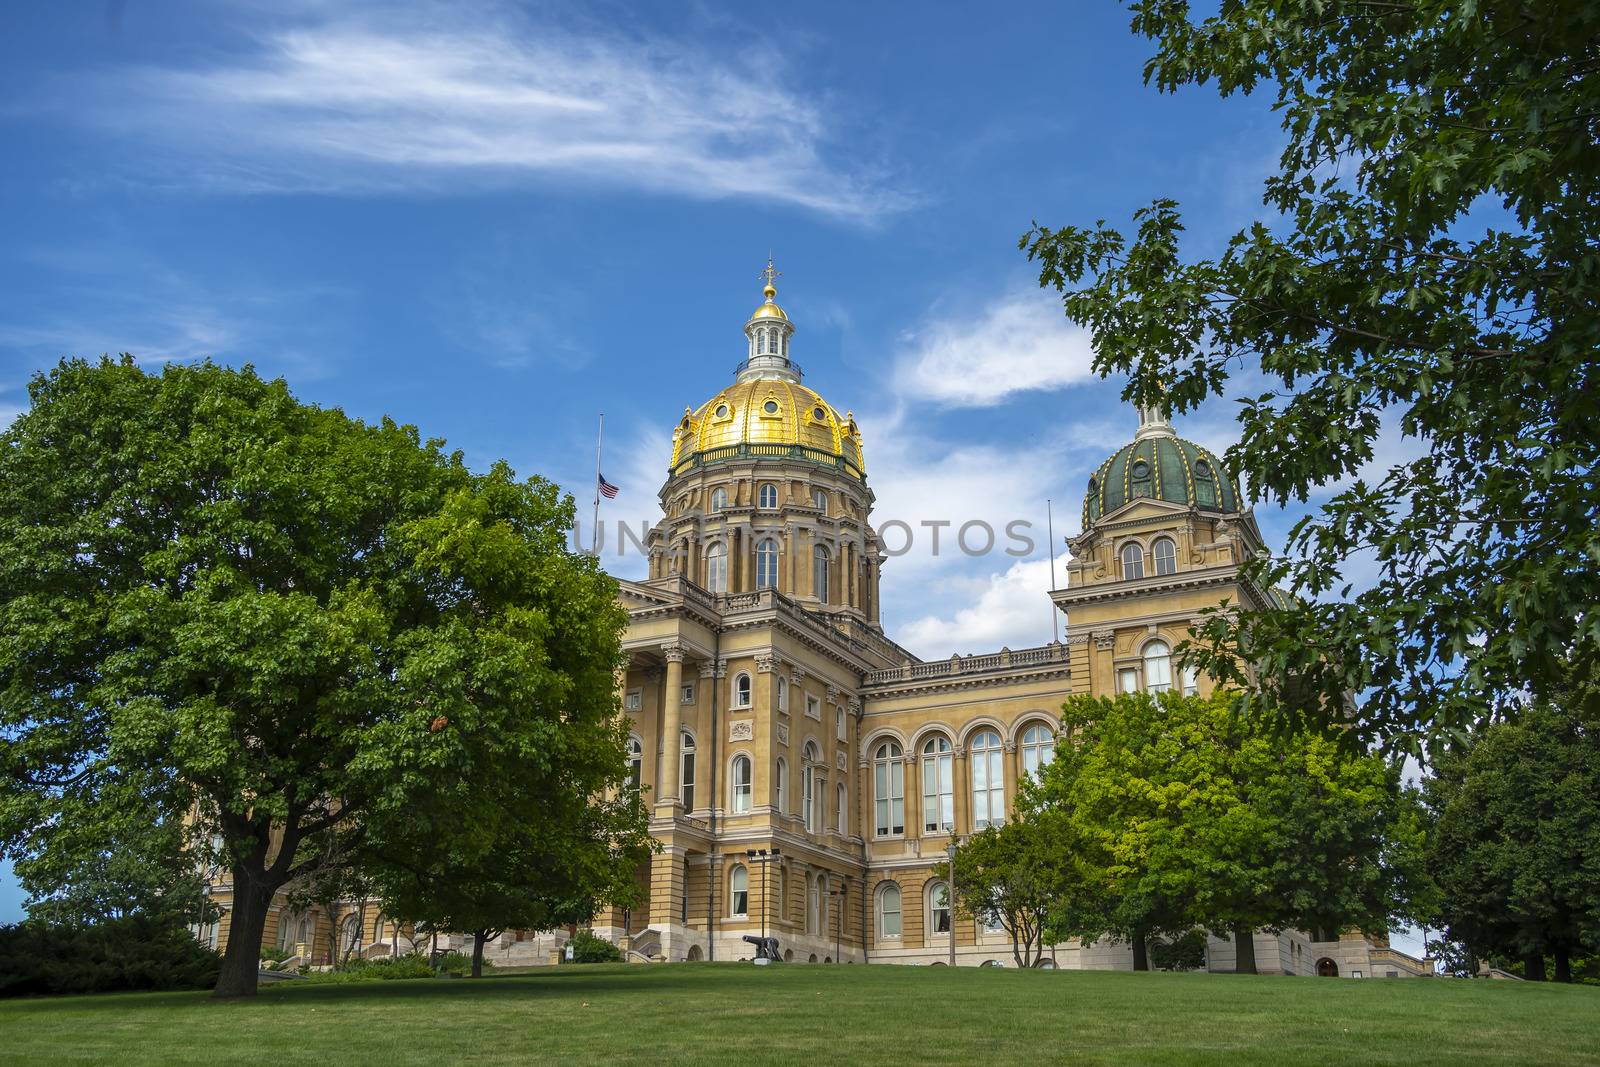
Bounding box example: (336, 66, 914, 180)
(1131, 459, 1154, 499)
(763, 399, 780, 415)
(1194, 460, 1217, 507)
(1121, 542, 1145, 580)
(758, 483, 778, 509)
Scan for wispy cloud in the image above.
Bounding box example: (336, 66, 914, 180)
(66, 7, 911, 220)
(892, 289, 1097, 407)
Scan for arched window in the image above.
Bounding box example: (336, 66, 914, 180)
(802, 741, 821, 833)
(878, 883, 902, 938)
(339, 913, 361, 958)
(970, 729, 1004, 829)
(1153, 537, 1177, 576)
(730, 865, 748, 916)
(813, 545, 830, 602)
(1020, 723, 1054, 780)
(733, 672, 752, 709)
(758, 483, 778, 509)
(680, 730, 697, 810)
(1121, 542, 1145, 580)
(706, 541, 728, 594)
(627, 736, 643, 791)
(836, 782, 848, 834)
(731, 754, 752, 813)
(873, 741, 905, 836)
(776, 676, 788, 712)
(920, 736, 954, 833)
(928, 882, 952, 936)
(807, 874, 820, 934)
(775, 757, 787, 813)
(710, 487, 728, 512)
(1183, 664, 1199, 696)
(812, 488, 827, 511)
(1143, 640, 1172, 693)
(756, 538, 779, 589)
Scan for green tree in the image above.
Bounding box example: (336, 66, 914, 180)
(370, 763, 651, 978)
(0, 357, 638, 997)
(1422, 695, 1600, 982)
(1037, 691, 1412, 972)
(1021, 1, 1600, 753)
(936, 809, 1088, 969)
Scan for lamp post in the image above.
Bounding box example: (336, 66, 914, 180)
(745, 848, 780, 963)
(946, 839, 959, 969)
(828, 879, 846, 963)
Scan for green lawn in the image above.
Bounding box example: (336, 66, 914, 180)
(2, 963, 1595, 1066)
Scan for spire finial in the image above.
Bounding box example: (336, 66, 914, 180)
(760, 253, 780, 300)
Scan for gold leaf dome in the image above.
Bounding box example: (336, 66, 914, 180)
(670, 378, 865, 480)
(749, 283, 789, 322)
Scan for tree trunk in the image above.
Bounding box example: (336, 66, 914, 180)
(213, 872, 275, 998)
(1131, 930, 1149, 971)
(1233, 924, 1257, 975)
(1524, 953, 1547, 981)
(1553, 947, 1571, 983)
(472, 930, 487, 978)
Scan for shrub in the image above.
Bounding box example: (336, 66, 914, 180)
(566, 930, 622, 964)
(430, 950, 488, 974)
(1151, 929, 1208, 972)
(0, 916, 220, 997)
(297, 954, 438, 984)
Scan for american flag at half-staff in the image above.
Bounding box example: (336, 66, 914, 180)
(590, 414, 617, 556)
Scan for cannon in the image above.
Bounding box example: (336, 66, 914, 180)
(742, 934, 781, 961)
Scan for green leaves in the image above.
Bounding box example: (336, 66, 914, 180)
(0, 358, 644, 995)
(1025, 0, 1600, 751)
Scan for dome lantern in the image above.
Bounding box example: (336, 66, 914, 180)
(740, 256, 799, 384)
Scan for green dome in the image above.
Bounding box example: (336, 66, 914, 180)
(1083, 431, 1241, 528)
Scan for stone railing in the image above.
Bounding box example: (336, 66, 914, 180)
(670, 442, 864, 480)
(863, 642, 1068, 687)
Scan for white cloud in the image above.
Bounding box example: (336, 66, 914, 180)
(896, 559, 1063, 657)
(892, 289, 1097, 407)
(72, 7, 910, 220)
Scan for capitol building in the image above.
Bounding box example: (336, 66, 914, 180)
(199, 270, 1430, 979)
(595, 272, 1430, 977)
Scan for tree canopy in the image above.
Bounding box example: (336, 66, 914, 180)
(1022, 0, 1600, 753)
(1034, 691, 1416, 972)
(0, 357, 641, 996)
(1421, 691, 1600, 982)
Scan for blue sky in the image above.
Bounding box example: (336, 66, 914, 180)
(1, 1, 1410, 937)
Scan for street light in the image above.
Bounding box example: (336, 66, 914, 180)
(946, 839, 959, 969)
(745, 848, 781, 964)
(828, 879, 847, 963)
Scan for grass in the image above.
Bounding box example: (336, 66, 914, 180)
(1, 963, 1595, 1066)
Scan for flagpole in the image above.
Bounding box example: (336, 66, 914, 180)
(591, 413, 604, 557)
(1046, 498, 1060, 643)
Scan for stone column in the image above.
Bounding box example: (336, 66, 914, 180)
(659, 644, 685, 808)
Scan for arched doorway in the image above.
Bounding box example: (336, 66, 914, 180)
(686, 944, 703, 961)
(1316, 957, 1339, 977)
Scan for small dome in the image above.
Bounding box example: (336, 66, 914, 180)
(671, 378, 863, 479)
(1083, 431, 1240, 528)
(749, 284, 789, 322)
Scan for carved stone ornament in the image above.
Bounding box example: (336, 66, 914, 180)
(728, 720, 754, 742)
(847, 698, 862, 715)
(835, 750, 848, 771)
(791, 665, 809, 682)
(776, 723, 790, 746)
(661, 644, 685, 664)
(1093, 629, 1116, 651)
(756, 653, 777, 674)
(826, 684, 840, 702)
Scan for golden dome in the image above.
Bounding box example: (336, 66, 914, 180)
(670, 378, 865, 479)
(749, 283, 789, 322)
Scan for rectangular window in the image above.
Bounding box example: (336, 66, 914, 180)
(881, 892, 901, 938)
(681, 683, 695, 705)
(805, 694, 821, 720)
(1117, 667, 1140, 694)
(835, 706, 845, 740)
(875, 761, 904, 836)
(1183, 666, 1199, 696)
(681, 752, 696, 812)
(624, 689, 642, 711)
(922, 753, 953, 833)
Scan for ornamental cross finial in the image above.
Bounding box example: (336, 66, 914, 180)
(760, 253, 780, 293)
